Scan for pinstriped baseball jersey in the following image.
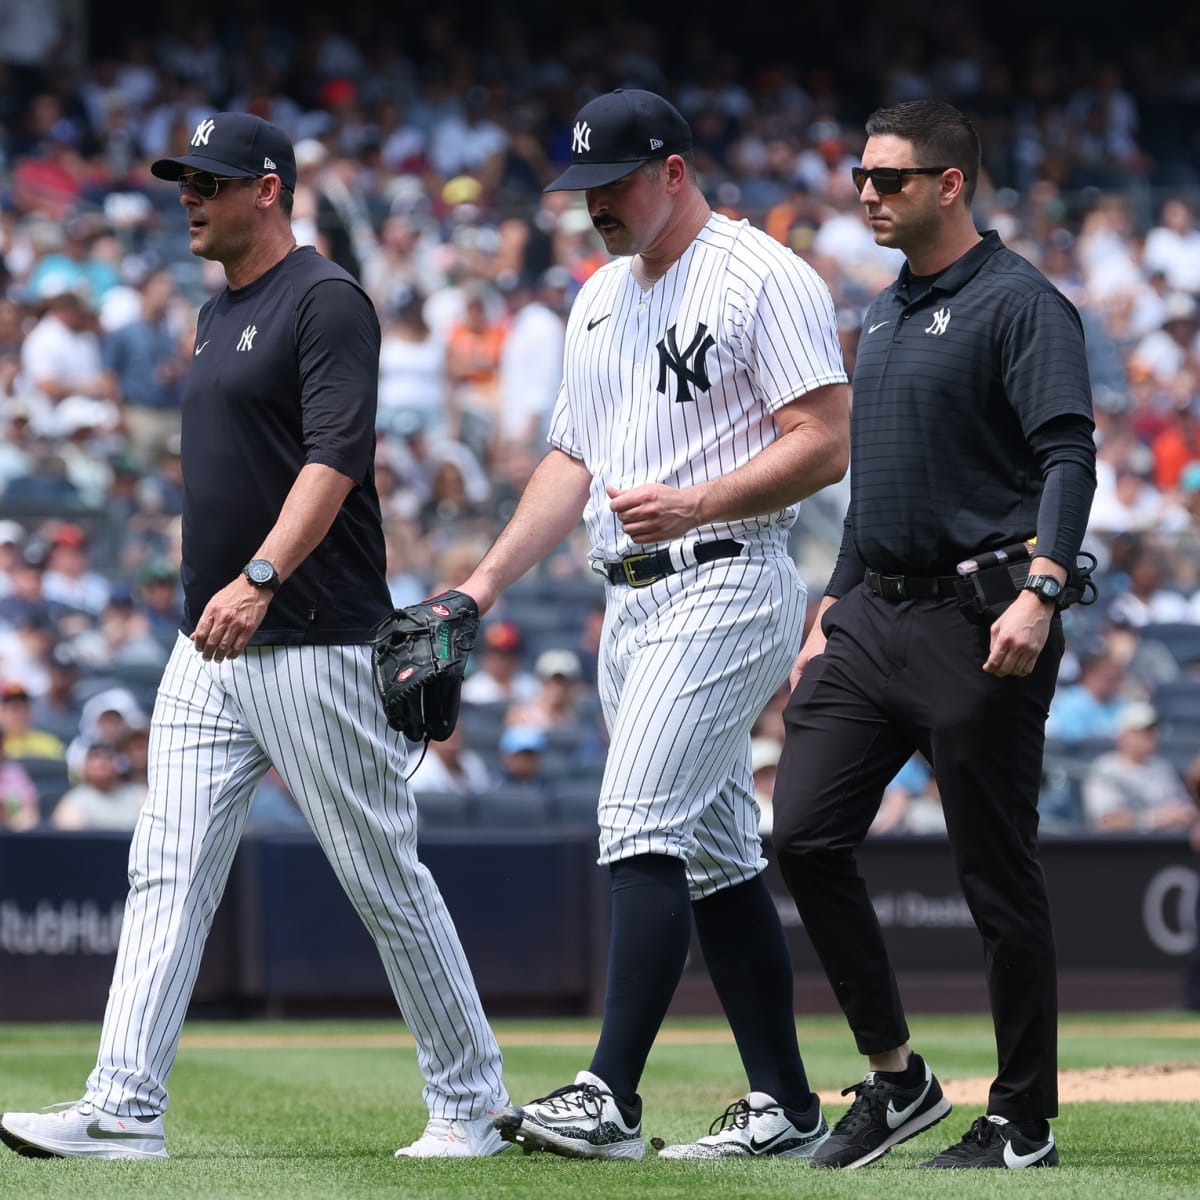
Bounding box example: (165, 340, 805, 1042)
(548, 212, 847, 562)
(547, 212, 846, 892)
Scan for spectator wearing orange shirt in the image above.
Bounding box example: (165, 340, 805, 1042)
(445, 286, 507, 460)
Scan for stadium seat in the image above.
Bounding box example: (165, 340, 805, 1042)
(1139, 623, 1200, 669)
(551, 780, 601, 829)
(474, 784, 553, 827)
(414, 789, 473, 829)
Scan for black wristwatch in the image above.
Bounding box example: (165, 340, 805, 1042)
(242, 558, 281, 592)
(1021, 574, 1063, 606)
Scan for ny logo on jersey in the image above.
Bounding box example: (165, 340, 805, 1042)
(656, 323, 716, 403)
(925, 307, 951, 336)
(191, 118, 215, 147)
(237, 325, 258, 352)
(572, 121, 592, 154)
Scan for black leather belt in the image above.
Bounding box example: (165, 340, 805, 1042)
(864, 569, 960, 602)
(601, 539, 744, 587)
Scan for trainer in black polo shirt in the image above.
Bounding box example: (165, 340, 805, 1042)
(773, 101, 1095, 1172)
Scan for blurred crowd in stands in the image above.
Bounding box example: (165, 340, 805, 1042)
(1, 4, 1200, 844)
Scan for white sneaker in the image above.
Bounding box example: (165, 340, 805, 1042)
(658, 1091, 829, 1160)
(395, 1110, 508, 1158)
(493, 1070, 644, 1160)
(0, 1100, 168, 1160)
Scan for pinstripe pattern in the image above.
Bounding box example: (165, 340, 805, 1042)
(543, 212, 842, 887)
(597, 555, 805, 896)
(548, 213, 847, 563)
(85, 634, 506, 1120)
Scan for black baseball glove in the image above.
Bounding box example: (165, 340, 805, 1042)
(371, 590, 480, 741)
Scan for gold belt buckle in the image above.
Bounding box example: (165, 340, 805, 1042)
(621, 553, 656, 587)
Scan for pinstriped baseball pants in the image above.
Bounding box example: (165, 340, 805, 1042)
(85, 634, 506, 1120)
(596, 553, 805, 897)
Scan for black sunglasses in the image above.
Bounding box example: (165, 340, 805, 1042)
(177, 172, 251, 201)
(851, 166, 955, 195)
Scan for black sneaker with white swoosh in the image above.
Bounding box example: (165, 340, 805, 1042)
(918, 1114, 1058, 1168)
(657, 1091, 829, 1159)
(809, 1053, 952, 1169)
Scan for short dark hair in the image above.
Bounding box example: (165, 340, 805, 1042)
(864, 100, 981, 206)
(640, 147, 697, 183)
(277, 181, 295, 218)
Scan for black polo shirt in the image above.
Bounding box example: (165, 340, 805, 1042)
(179, 246, 391, 644)
(829, 231, 1094, 593)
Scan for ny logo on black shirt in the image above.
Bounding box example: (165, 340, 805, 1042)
(656, 323, 715, 403)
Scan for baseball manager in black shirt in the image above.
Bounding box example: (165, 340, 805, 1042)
(772, 101, 1096, 1171)
(0, 112, 510, 1161)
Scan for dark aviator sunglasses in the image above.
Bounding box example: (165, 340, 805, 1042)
(851, 166, 955, 195)
(177, 172, 251, 200)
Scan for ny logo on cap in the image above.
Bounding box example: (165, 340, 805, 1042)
(572, 121, 592, 155)
(191, 118, 216, 147)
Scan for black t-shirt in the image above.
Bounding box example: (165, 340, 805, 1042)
(829, 231, 1095, 591)
(179, 246, 391, 644)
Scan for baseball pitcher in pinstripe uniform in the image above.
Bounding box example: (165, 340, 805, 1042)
(457, 89, 852, 1161)
(1, 113, 509, 1162)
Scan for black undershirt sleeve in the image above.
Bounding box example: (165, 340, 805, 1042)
(1028, 413, 1097, 571)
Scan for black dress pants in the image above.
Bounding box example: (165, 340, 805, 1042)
(772, 584, 1064, 1120)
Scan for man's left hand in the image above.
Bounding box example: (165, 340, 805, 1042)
(983, 590, 1053, 677)
(606, 483, 699, 543)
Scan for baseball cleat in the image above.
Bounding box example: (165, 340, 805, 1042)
(809, 1053, 951, 1169)
(657, 1091, 829, 1159)
(394, 1109, 509, 1158)
(0, 1100, 168, 1159)
(492, 1070, 645, 1160)
(918, 1114, 1058, 1168)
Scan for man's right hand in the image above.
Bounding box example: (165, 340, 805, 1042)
(790, 595, 837, 689)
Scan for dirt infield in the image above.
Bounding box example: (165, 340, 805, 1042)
(817, 1062, 1200, 1106)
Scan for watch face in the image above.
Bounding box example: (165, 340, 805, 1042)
(246, 559, 276, 586)
(1027, 575, 1061, 600)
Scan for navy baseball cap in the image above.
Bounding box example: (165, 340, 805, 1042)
(546, 89, 692, 192)
(151, 112, 297, 191)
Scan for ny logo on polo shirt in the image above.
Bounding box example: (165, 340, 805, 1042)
(656, 322, 715, 403)
(237, 325, 258, 352)
(925, 307, 951, 336)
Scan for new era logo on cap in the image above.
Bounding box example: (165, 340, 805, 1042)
(151, 112, 298, 192)
(546, 89, 692, 192)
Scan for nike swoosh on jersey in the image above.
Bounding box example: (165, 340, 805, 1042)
(1002, 1137, 1054, 1168)
(86, 1121, 165, 1142)
(194, 340, 210, 355)
(867, 320, 890, 333)
(586, 314, 611, 330)
(885, 1075, 931, 1129)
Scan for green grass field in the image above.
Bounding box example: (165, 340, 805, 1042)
(2, 1013, 1198, 1199)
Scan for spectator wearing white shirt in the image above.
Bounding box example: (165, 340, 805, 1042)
(493, 268, 567, 480)
(407, 724, 493, 797)
(1143, 198, 1200, 295)
(1083, 702, 1195, 833)
(17, 291, 116, 433)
